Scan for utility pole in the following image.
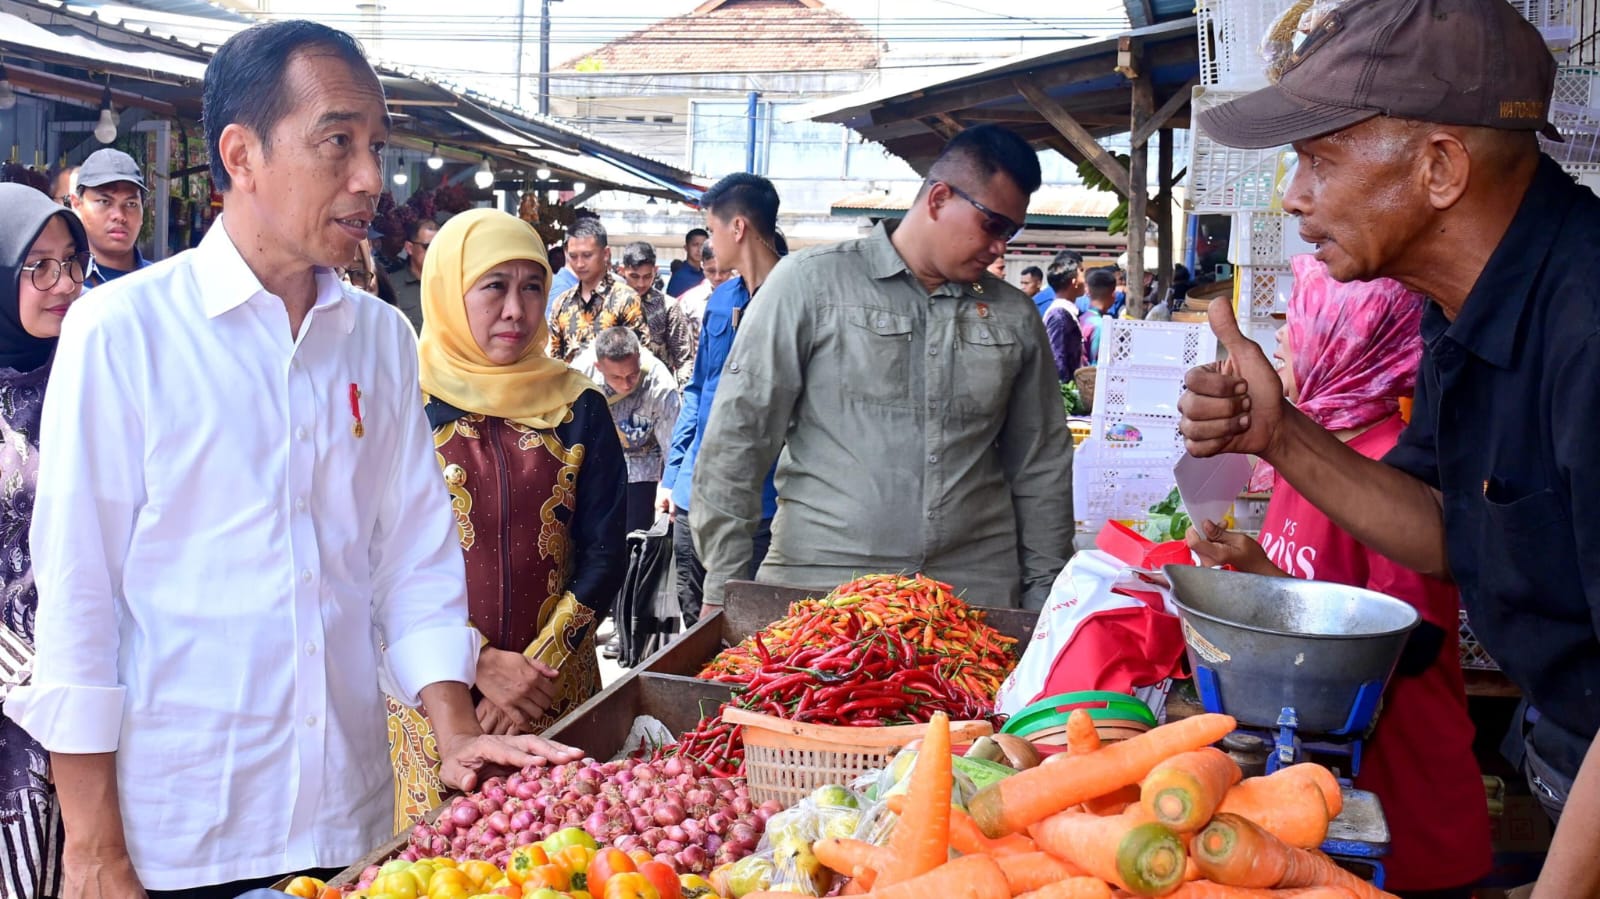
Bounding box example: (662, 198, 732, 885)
(539, 0, 558, 116)
(745, 91, 761, 173)
(514, 0, 526, 108)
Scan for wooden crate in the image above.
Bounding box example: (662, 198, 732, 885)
(329, 673, 736, 885)
(638, 580, 1039, 679)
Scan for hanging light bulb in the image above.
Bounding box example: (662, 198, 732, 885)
(536, 167, 552, 181)
(426, 144, 443, 171)
(572, 181, 587, 195)
(392, 154, 408, 186)
(0, 62, 17, 112)
(473, 157, 494, 190)
(93, 84, 117, 144)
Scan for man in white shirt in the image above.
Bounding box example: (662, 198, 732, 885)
(6, 21, 579, 899)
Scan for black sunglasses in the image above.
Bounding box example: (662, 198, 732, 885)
(941, 182, 1024, 243)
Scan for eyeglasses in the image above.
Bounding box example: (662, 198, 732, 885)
(941, 182, 1025, 243)
(21, 253, 91, 290)
(339, 268, 377, 290)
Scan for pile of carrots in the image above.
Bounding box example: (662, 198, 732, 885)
(736, 710, 1400, 899)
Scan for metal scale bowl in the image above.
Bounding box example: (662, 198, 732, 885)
(1163, 565, 1420, 739)
(1162, 565, 1420, 884)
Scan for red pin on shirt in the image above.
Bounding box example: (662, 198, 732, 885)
(349, 383, 365, 438)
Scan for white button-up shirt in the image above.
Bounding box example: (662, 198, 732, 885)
(7, 221, 478, 890)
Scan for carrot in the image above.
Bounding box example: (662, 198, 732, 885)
(1164, 884, 1356, 898)
(843, 880, 872, 895)
(970, 714, 1238, 838)
(878, 711, 953, 885)
(1029, 809, 1187, 897)
(1014, 878, 1116, 899)
(1215, 773, 1330, 849)
(1083, 785, 1142, 816)
(1192, 815, 1396, 899)
(766, 853, 1009, 899)
(887, 795, 1038, 857)
(815, 837, 890, 887)
(1277, 765, 1343, 819)
(996, 852, 1088, 893)
(1140, 749, 1243, 834)
(1067, 709, 1102, 755)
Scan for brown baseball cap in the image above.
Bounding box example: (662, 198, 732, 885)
(1198, 0, 1561, 149)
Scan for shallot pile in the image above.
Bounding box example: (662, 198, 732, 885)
(403, 757, 777, 875)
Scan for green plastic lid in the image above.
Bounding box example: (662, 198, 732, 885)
(1001, 691, 1159, 737)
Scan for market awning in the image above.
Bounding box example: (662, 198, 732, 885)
(790, 17, 1199, 173)
(0, 7, 207, 82)
(444, 109, 683, 200)
(832, 184, 1123, 229)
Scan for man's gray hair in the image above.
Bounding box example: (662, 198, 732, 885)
(595, 326, 641, 361)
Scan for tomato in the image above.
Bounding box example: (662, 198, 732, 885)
(506, 845, 553, 885)
(604, 873, 661, 899)
(284, 877, 327, 899)
(588, 846, 640, 895)
(381, 860, 415, 878)
(525, 890, 566, 899)
(524, 865, 571, 892)
(637, 862, 680, 899)
(551, 846, 596, 891)
(543, 826, 599, 854)
(625, 851, 653, 869)
(429, 867, 474, 897)
(460, 861, 502, 889)
(319, 887, 345, 899)
(491, 886, 521, 899)
(569, 892, 593, 899)
(372, 874, 419, 899)
(410, 864, 439, 892)
(676, 874, 713, 898)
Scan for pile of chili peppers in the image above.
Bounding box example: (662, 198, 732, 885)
(665, 574, 1014, 774)
(697, 573, 1018, 699)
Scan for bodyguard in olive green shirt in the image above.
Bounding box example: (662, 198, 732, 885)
(690, 126, 1074, 610)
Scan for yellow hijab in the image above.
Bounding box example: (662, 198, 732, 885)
(418, 209, 593, 428)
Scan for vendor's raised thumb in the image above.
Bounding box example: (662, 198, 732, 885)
(1207, 295, 1251, 355)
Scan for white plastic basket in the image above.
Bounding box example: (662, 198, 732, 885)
(1188, 86, 1293, 213)
(1196, 0, 1290, 89)
(1231, 264, 1294, 322)
(1458, 609, 1501, 671)
(1227, 210, 1315, 268)
(1543, 67, 1600, 165)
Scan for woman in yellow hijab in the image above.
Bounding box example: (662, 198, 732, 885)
(388, 209, 627, 829)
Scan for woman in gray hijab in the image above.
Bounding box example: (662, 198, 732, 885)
(0, 182, 89, 899)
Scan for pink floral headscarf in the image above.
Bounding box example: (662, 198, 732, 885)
(1250, 255, 1427, 491)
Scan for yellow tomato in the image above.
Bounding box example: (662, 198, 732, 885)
(430, 858, 458, 869)
(429, 867, 474, 896)
(431, 886, 471, 899)
(284, 876, 327, 899)
(381, 859, 415, 878)
(460, 861, 502, 889)
(372, 873, 420, 899)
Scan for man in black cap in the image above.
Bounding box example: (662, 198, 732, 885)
(72, 148, 150, 287)
(1178, 0, 1598, 895)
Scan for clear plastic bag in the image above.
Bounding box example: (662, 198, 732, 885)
(722, 785, 868, 896)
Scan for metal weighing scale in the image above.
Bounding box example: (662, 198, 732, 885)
(1164, 565, 1423, 888)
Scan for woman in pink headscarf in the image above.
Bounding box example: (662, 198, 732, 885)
(1187, 256, 1491, 898)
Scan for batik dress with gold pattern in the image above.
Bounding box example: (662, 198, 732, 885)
(388, 388, 627, 829)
